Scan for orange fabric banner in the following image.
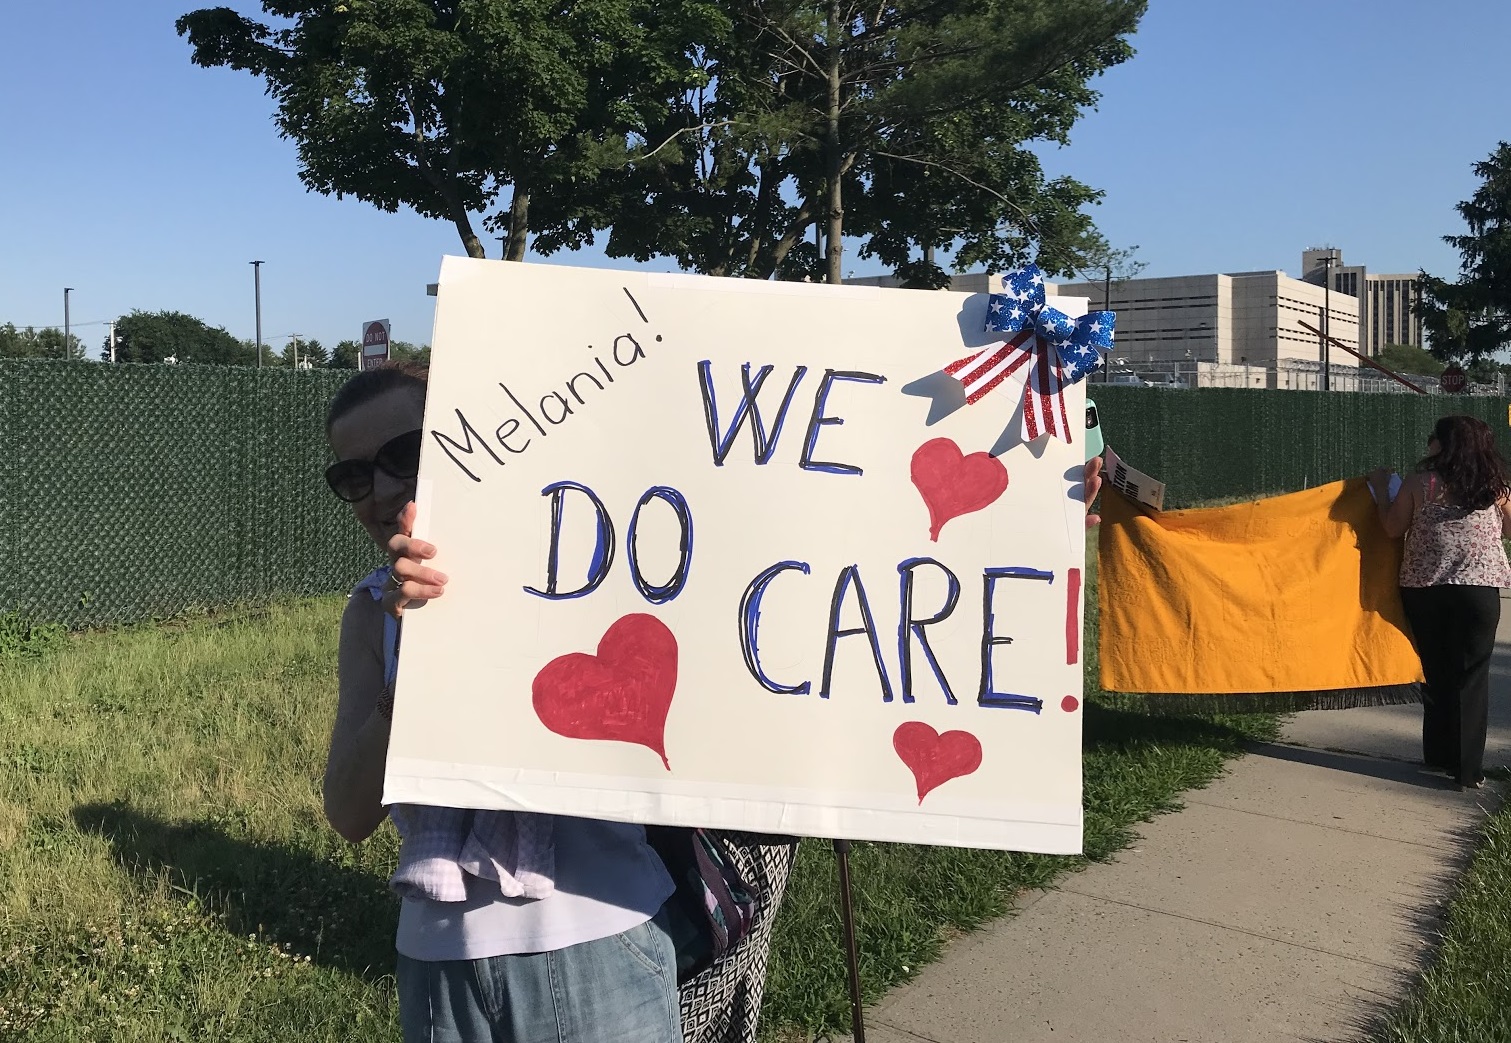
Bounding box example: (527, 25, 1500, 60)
(1098, 479, 1423, 705)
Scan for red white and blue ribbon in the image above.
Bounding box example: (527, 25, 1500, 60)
(945, 265, 1116, 443)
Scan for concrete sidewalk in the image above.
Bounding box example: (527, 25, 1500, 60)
(835, 604, 1511, 1043)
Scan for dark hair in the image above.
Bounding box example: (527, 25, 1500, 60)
(1419, 414, 1510, 510)
(325, 360, 428, 433)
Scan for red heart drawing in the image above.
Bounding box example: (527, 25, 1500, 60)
(532, 613, 677, 770)
(893, 721, 983, 803)
(910, 437, 1009, 541)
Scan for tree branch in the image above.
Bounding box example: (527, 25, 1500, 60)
(632, 120, 737, 164)
(873, 149, 1036, 229)
(754, 16, 826, 78)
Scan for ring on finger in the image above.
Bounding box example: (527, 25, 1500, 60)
(386, 569, 406, 591)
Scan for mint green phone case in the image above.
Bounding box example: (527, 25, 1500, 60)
(1085, 399, 1104, 461)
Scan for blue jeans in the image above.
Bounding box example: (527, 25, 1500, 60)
(396, 906, 683, 1043)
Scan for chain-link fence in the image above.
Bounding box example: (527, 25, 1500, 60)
(3, 361, 1509, 625)
(2, 359, 377, 627)
(1093, 385, 1511, 508)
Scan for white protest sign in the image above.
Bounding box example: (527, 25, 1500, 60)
(384, 257, 1090, 854)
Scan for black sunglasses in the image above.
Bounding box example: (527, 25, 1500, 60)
(325, 429, 424, 502)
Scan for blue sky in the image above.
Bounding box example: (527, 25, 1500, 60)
(2, 1, 1508, 356)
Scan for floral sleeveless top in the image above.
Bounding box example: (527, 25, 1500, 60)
(1400, 474, 1511, 588)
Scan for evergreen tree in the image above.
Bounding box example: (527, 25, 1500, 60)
(1419, 143, 1511, 359)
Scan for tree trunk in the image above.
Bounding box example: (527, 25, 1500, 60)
(453, 211, 486, 259)
(744, 159, 778, 275)
(765, 203, 817, 278)
(505, 188, 531, 262)
(824, 0, 844, 285)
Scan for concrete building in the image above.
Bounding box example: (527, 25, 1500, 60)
(1049, 270, 1360, 373)
(847, 267, 1364, 390)
(1301, 247, 1422, 356)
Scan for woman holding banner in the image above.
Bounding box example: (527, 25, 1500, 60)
(320, 362, 1106, 1043)
(1371, 414, 1511, 791)
(322, 361, 686, 1043)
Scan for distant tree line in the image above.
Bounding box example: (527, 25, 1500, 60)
(0, 325, 83, 359)
(1379, 342, 1510, 385)
(2, 310, 428, 368)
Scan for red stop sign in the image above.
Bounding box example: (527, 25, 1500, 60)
(1441, 364, 1466, 394)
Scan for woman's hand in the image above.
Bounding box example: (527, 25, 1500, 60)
(383, 502, 448, 618)
(1373, 468, 1416, 539)
(1085, 456, 1104, 528)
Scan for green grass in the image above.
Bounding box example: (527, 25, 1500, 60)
(0, 550, 1278, 1041)
(1367, 776, 1511, 1043)
(0, 601, 401, 1041)
(0, 610, 66, 661)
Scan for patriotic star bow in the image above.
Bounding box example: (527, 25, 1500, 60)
(944, 264, 1116, 443)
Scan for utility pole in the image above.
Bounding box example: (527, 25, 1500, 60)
(107, 320, 117, 363)
(63, 287, 73, 359)
(250, 260, 264, 367)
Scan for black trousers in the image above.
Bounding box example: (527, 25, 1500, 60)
(1400, 584, 1500, 786)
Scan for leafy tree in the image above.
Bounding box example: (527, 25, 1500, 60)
(1419, 143, 1511, 359)
(276, 336, 330, 368)
(1466, 356, 1503, 386)
(102, 310, 257, 365)
(302, 338, 330, 367)
(331, 339, 360, 369)
(853, 49, 1139, 287)
(562, 0, 1145, 282)
(176, 0, 726, 260)
(328, 338, 428, 368)
(1378, 342, 1444, 376)
(0, 324, 73, 359)
(390, 340, 431, 365)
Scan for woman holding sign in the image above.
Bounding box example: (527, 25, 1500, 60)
(321, 362, 685, 1043)
(1371, 414, 1511, 791)
(321, 362, 1107, 1043)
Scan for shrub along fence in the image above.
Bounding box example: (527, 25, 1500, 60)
(3, 360, 1506, 626)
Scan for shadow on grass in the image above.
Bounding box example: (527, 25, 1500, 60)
(72, 801, 398, 981)
(1083, 699, 1272, 755)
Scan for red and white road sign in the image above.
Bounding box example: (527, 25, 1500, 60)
(361, 319, 391, 371)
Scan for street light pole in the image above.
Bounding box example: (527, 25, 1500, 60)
(63, 287, 73, 359)
(250, 260, 264, 368)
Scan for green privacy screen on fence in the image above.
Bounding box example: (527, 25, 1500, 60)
(1091, 386, 1511, 508)
(2, 359, 377, 626)
(2, 360, 1508, 626)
